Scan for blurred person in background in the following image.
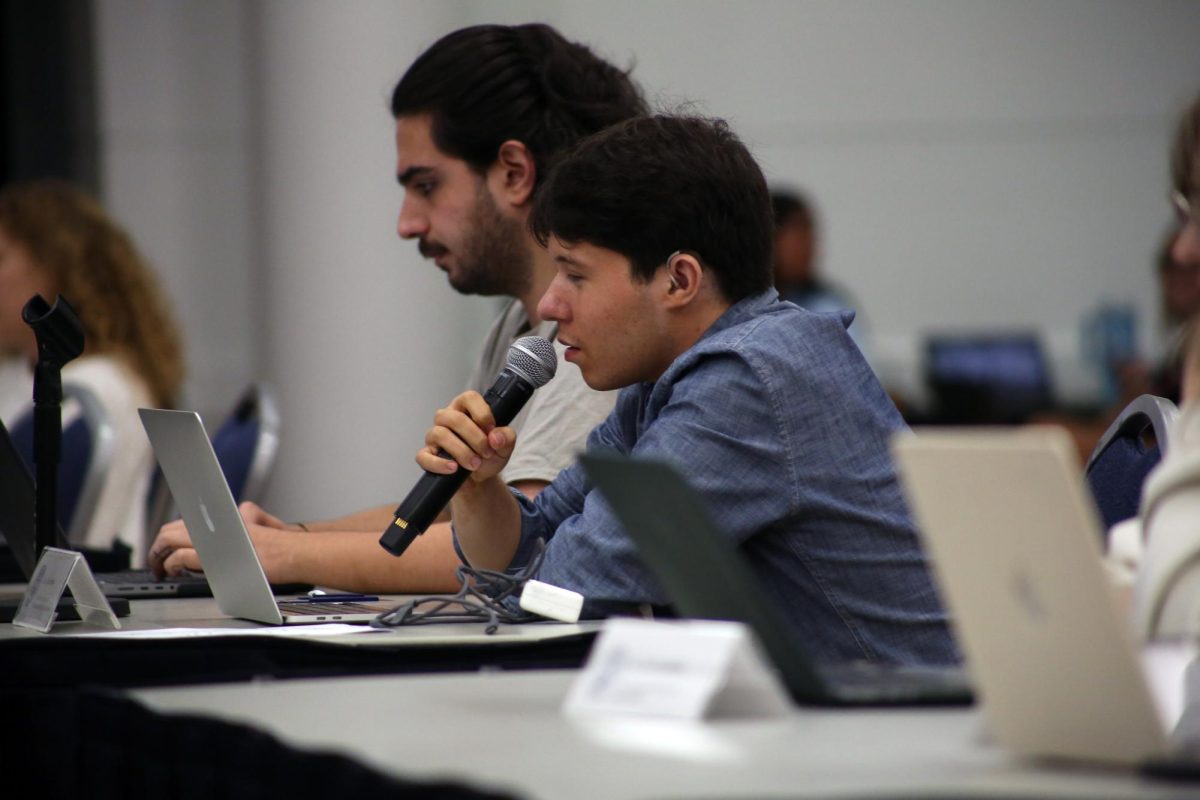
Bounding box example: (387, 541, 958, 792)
(149, 23, 646, 591)
(1141, 89, 1200, 404)
(1109, 93, 1200, 408)
(1163, 90, 1200, 412)
(1038, 94, 1200, 464)
(1114, 226, 1200, 406)
(1103, 93, 1200, 594)
(0, 179, 184, 564)
(771, 189, 870, 358)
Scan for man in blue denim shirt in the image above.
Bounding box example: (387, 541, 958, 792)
(418, 115, 957, 666)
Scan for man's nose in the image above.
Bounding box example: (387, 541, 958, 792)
(537, 281, 566, 322)
(396, 198, 427, 240)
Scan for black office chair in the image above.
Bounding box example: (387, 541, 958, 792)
(1084, 394, 1178, 534)
(145, 382, 281, 538)
(9, 382, 115, 539)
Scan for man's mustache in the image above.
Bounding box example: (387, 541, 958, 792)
(418, 239, 447, 260)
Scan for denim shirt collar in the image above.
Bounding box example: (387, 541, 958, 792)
(633, 289, 780, 395)
(697, 288, 779, 344)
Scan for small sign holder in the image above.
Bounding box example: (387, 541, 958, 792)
(13, 547, 122, 632)
(563, 618, 790, 720)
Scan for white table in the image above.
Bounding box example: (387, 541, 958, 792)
(132, 668, 1186, 800)
(0, 593, 598, 645)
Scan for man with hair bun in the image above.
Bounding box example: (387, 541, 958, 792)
(150, 24, 647, 591)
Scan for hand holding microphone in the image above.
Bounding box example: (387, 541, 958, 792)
(379, 336, 557, 557)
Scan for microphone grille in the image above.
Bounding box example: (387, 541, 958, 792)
(506, 336, 558, 388)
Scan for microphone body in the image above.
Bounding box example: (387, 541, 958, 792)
(380, 336, 556, 557)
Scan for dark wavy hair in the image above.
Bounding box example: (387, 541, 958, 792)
(529, 115, 774, 303)
(0, 180, 184, 407)
(771, 190, 814, 230)
(391, 24, 647, 187)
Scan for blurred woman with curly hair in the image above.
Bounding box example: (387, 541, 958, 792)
(0, 179, 184, 562)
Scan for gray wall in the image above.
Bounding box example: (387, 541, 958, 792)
(94, 0, 1200, 520)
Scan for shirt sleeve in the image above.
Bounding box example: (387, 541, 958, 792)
(501, 400, 626, 572)
(508, 352, 794, 606)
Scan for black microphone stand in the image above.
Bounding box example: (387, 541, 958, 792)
(22, 295, 85, 558)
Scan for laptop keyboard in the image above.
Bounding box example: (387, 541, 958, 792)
(277, 601, 392, 615)
(99, 569, 206, 584)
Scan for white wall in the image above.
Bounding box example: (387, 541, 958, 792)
(94, 0, 1200, 519)
(246, 3, 495, 519)
(95, 0, 494, 519)
(474, 0, 1200, 402)
(95, 0, 257, 415)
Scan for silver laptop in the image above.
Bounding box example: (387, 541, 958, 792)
(892, 427, 1200, 771)
(0, 416, 209, 598)
(139, 408, 393, 625)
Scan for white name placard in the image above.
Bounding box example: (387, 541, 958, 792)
(13, 547, 122, 633)
(563, 618, 791, 720)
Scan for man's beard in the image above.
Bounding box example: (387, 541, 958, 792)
(443, 185, 531, 298)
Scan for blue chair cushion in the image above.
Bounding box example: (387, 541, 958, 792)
(211, 415, 259, 503)
(1087, 435, 1161, 531)
(10, 411, 93, 534)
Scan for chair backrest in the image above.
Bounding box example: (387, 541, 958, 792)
(1084, 394, 1178, 532)
(8, 382, 115, 538)
(210, 381, 281, 504)
(1132, 404, 1200, 639)
(144, 382, 281, 538)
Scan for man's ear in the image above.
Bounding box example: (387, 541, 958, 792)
(662, 251, 704, 307)
(490, 140, 537, 207)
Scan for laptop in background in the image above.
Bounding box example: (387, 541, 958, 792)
(924, 333, 1053, 424)
(578, 450, 973, 707)
(892, 427, 1200, 770)
(0, 415, 203, 600)
(139, 408, 392, 625)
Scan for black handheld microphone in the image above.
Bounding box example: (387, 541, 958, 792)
(379, 335, 557, 557)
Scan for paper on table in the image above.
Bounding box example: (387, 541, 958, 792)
(59, 624, 386, 639)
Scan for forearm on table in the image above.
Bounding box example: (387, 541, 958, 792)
(282, 480, 545, 587)
(449, 476, 524, 571)
(274, 523, 463, 593)
(298, 504, 407, 533)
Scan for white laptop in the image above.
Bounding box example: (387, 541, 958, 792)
(139, 408, 395, 625)
(892, 427, 1200, 772)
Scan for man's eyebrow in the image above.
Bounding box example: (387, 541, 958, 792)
(397, 165, 434, 187)
(554, 253, 583, 267)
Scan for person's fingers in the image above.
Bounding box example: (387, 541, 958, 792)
(413, 391, 516, 483)
(148, 525, 196, 577)
(238, 501, 296, 530)
(424, 421, 485, 470)
(452, 391, 496, 432)
(416, 442, 460, 473)
(161, 547, 203, 578)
